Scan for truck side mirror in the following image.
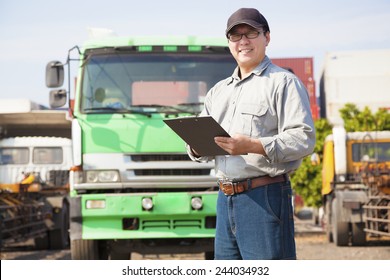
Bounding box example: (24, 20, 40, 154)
(46, 61, 64, 88)
(49, 89, 67, 108)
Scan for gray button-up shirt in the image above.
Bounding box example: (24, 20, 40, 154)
(187, 56, 315, 180)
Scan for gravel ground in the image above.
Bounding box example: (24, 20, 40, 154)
(296, 233, 390, 260)
(2, 215, 390, 260)
(2, 233, 390, 260)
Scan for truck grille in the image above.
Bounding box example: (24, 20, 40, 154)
(142, 219, 202, 230)
(128, 153, 212, 176)
(131, 154, 190, 162)
(122, 217, 216, 230)
(134, 169, 210, 176)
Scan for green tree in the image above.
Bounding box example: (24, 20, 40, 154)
(375, 108, 390, 131)
(340, 103, 390, 132)
(290, 104, 389, 207)
(290, 118, 332, 208)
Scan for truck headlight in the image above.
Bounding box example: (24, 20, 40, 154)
(337, 174, 346, 182)
(191, 197, 203, 210)
(85, 170, 120, 183)
(142, 197, 153, 211)
(72, 170, 84, 184)
(86, 171, 98, 183)
(98, 170, 119, 182)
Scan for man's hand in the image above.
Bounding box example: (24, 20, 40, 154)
(214, 134, 265, 155)
(190, 147, 200, 157)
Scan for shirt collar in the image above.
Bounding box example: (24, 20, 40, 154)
(253, 55, 271, 76)
(226, 67, 243, 85)
(227, 55, 271, 85)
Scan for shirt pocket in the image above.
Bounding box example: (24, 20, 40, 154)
(240, 103, 268, 137)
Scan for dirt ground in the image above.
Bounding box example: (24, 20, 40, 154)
(2, 233, 390, 260)
(2, 213, 389, 260)
(295, 233, 390, 260)
(134, 234, 390, 260)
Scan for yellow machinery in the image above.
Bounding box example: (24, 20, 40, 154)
(322, 128, 390, 246)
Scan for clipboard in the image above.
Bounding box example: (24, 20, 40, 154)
(164, 116, 230, 156)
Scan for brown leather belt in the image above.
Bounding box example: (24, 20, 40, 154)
(218, 174, 288, 196)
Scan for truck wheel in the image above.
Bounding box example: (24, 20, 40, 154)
(49, 202, 70, 249)
(333, 221, 349, 246)
(34, 234, 49, 250)
(351, 222, 366, 246)
(332, 198, 349, 246)
(205, 251, 214, 260)
(71, 239, 99, 260)
(110, 252, 131, 260)
(325, 200, 333, 243)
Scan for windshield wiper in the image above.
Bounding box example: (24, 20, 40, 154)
(177, 102, 204, 107)
(83, 107, 152, 116)
(176, 102, 204, 113)
(84, 107, 127, 112)
(130, 104, 193, 114)
(83, 104, 198, 116)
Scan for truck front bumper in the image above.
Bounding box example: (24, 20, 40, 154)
(70, 191, 218, 240)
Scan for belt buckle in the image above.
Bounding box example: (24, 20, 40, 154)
(219, 179, 235, 196)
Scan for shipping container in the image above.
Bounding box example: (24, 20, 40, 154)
(272, 57, 319, 120)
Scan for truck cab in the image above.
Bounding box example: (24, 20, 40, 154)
(322, 127, 390, 246)
(46, 36, 238, 259)
(0, 136, 72, 249)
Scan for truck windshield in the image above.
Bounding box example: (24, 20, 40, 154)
(0, 148, 29, 165)
(352, 142, 390, 162)
(80, 52, 236, 114)
(33, 147, 63, 164)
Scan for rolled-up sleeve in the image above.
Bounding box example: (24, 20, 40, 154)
(260, 76, 315, 163)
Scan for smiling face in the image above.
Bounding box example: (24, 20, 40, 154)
(228, 24, 270, 78)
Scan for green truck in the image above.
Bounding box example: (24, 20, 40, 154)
(46, 36, 236, 259)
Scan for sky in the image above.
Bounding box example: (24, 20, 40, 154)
(1, 0, 390, 108)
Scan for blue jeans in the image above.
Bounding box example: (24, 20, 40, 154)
(214, 181, 296, 260)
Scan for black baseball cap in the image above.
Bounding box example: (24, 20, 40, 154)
(225, 8, 270, 36)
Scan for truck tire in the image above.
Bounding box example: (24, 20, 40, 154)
(34, 234, 49, 250)
(71, 239, 99, 260)
(205, 251, 214, 260)
(332, 198, 349, 246)
(351, 222, 366, 246)
(325, 200, 333, 243)
(49, 202, 70, 249)
(110, 251, 131, 260)
(333, 221, 349, 246)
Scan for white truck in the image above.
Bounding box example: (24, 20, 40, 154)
(319, 49, 390, 124)
(0, 136, 72, 249)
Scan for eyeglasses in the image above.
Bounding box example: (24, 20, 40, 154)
(228, 30, 262, 42)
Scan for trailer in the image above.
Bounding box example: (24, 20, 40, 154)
(319, 49, 390, 124)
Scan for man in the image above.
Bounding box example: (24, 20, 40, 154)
(187, 8, 315, 259)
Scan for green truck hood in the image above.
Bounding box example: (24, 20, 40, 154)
(78, 114, 188, 154)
